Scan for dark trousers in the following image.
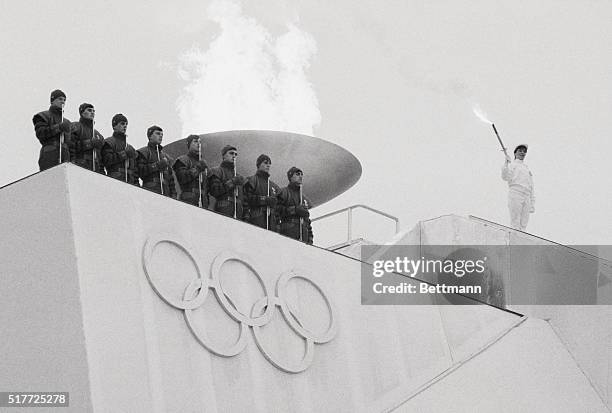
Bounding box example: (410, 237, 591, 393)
(38, 144, 69, 171)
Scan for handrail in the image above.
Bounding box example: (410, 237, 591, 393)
(468, 215, 612, 265)
(312, 204, 400, 245)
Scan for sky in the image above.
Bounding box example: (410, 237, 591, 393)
(1, 0, 611, 252)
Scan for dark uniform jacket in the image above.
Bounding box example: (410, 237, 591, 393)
(173, 152, 208, 207)
(101, 133, 139, 185)
(244, 170, 280, 231)
(137, 143, 177, 198)
(69, 118, 105, 173)
(208, 160, 246, 219)
(32, 106, 71, 171)
(277, 182, 313, 244)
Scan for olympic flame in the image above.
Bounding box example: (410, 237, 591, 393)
(472, 104, 509, 158)
(472, 105, 493, 125)
(472, 104, 493, 125)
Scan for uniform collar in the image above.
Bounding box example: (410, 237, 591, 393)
(79, 117, 93, 127)
(221, 160, 235, 169)
(49, 105, 62, 115)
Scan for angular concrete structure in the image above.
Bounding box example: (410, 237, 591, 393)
(0, 165, 608, 412)
(372, 214, 612, 409)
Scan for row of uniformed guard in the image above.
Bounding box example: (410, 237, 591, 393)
(33, 89, 313, 244)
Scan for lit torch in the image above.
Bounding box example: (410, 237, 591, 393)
(473, 105, 510, 160)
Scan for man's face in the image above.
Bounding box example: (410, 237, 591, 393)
(114, 121, 128, 134)
(515, 147, 527, 160)
(223, 149, 238, 163)
(290, 171, 303, 185)
(51, 97, 66, 109)
(189, 138, 201, 154)
(149, 130, 163, 145)
(82, 107, 95, 120)
(258, 160, 271, 173)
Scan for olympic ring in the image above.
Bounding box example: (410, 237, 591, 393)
(141, 234, 337, 373)
(209, 250, 275, 327)
(142, 235, 209, 310)
(251, 296, 315, 373)
(275, 271, 337, 344)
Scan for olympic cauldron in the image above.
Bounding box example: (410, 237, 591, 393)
(164, 130, 362, 207)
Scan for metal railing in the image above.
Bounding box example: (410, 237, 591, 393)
(469, 215, 612, 265)
(311, 204, 400, 247)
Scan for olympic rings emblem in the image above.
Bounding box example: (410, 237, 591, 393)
(142, 234, 337, 374)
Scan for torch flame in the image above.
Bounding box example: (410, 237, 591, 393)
(472, 104, 492, 125)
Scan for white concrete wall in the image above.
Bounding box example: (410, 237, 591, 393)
(62, 165, 522, 412)
(394, 214, 612, 409)
(396, 318, 608, 413)
(0, 167, 93, 412)
(1, 165, 607, 412)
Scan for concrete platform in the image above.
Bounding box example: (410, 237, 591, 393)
(0, 165, 607, 412)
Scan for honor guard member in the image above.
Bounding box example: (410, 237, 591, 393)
(244, 154, 280, 231)
(278, 167, 313, 244)
(102, 114, 139, 185)
(208, 145, 246, 219)
(502, 144, 535, 231)
(69, 103, 105, 173)
(137, 126, 177, 198)
(32, 89, 72, 171)
(173, 135, 208, 207)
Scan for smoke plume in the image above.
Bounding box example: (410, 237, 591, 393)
(176, 0, 321, 137)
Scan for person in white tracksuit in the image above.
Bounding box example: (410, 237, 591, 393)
(501, 144, 535, 231)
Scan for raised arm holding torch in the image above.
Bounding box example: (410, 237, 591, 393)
(473, 106, 510, 161)
(473, 105, 535, 231)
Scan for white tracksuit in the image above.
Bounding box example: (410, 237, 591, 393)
(501, 159, 535, 231)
